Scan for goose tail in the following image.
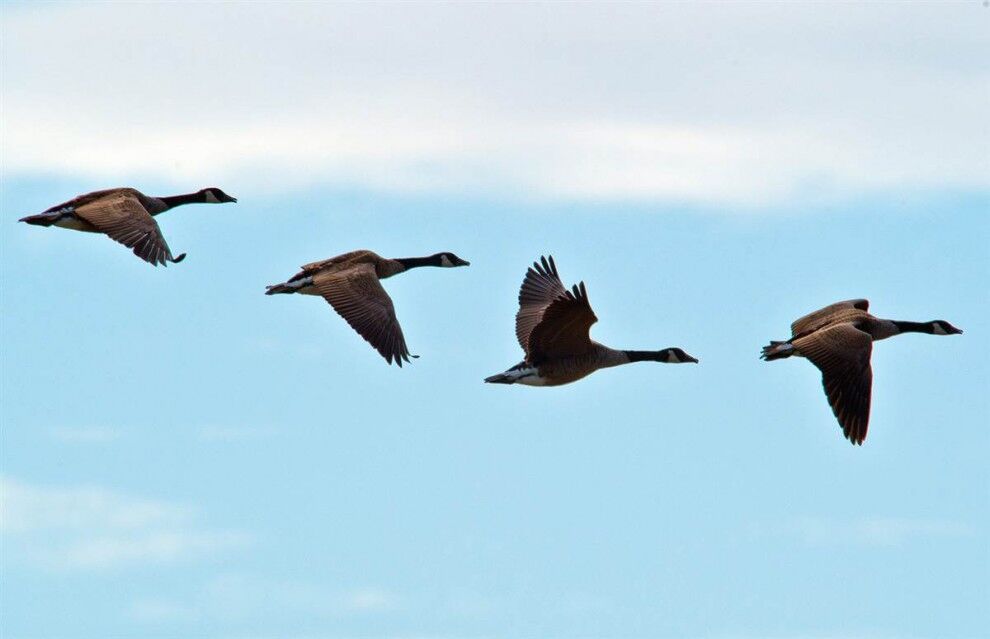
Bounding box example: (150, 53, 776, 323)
(484, 372, 515, 384)
(265, 281, 295, 295)
(19, 212, 61, 227)
(761, 340, 794, 361)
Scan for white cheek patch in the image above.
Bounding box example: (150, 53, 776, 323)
(932, 323, 947, 335)
(204, 191, 220, 203)
(666, 350, 680, 363)
(440, 255, 452, 267)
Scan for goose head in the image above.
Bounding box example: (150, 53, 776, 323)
(434, 252, 471, 267)
(627, 348, 699, 363)
(662, 348, 699, 363)
(930, 320, 963, 335)
(198, 187, 238, 204)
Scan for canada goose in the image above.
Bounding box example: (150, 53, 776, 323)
(485, 255, 698, 386)
(19, 187, 237, 266)
(266, 249, 470, 366)
(761, 299, 963, 445)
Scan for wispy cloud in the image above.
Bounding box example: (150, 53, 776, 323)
(0, 476, 252, 570)
(122, 575, 402, 626)
(204, 574, 399, 618)
(752, 516, 977, 548)
(3, 3, 985, 206)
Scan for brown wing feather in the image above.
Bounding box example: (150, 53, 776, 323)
(791, 299, 870, 337)
(793, 323, 873, 445)
(312, 263, 412, 366)
(72, 192, 178, 266)
(301, 250, 378, 274)
(40, 188, 133, 215)
(515, 255, 568, 353)
(527, 281, 598, 362)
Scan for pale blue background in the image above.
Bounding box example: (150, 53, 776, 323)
(1, 3, 987, 638)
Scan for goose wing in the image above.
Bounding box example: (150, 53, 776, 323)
(527, 281, 598, 362)
(792, 323, 873, 445)
(301, 250, 378, 274)
(313, 262, 413, 366)
(40, 188, 125, 214)
(515, 255, 569, 353)
(791, 299, 869, 337)
(73, 191, 180, 266)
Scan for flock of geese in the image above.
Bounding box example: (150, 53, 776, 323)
(20, 186, 964, 446)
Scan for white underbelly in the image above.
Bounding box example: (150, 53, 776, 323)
(502, 365, 549, 386)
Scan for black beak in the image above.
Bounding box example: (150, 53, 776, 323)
(455, 258, 470, 266)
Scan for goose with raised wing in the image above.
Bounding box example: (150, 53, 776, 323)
(485, 255, 698, 386)
(19, 187, 237, 266)
(761, 299, 963, 445)
(266, 249, 470, 366)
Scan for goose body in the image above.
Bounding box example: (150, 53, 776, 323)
(19, 187, 237, 266)
(761, 299, 963, 445)
(485, 255, 698, 387)
(266, 249, 470, 366)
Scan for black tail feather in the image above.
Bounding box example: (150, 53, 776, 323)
(484, 373, 514, 384)
(19, 212, 61, 227)
(761, 340, 791, 361)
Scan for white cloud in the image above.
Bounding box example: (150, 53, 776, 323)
(56, 530, 251, 570)
(756, 516, 976, 548)
(2, 3, 985, 206)
(204, 574, 399, 619)
(0, 476, 188, 534)
(123, 575, 498, 629)
(0, 476, 251, 570)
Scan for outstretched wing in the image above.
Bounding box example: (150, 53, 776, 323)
(301, 250, 378, 274)
(527, 281, 598, 362)
(515, 255, 568, 354)
(793, 323, 873, 445)
(313, 263, 413, 366)
(791, 299, 869, 337)
(39, 188, 124, 215)
(73, 191, 180, 266)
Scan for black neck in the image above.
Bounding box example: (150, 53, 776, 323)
(892, 320, 933, 334)
(395, 256, 439, 270)
(624, 350, 666, 362)
(157, 192, 204, 210)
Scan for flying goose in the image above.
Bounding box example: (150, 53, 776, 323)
(761, 299, 963, 445)
(485, 255, 698, 386)
(265, 249, 470, 366)
(19, 187, 237, 266)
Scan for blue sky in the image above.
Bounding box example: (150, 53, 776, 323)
(1, 3, 988, 639)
